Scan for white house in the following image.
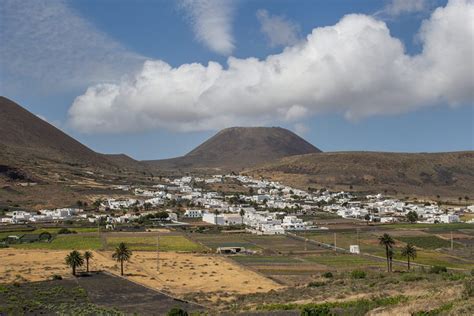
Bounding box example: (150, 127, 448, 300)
(184, 209, 202, 218)
(438, 214, 460, 223)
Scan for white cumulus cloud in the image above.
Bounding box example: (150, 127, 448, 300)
(68, 0, 474, 134)
(179, 0, 235, 55)
(256, 9, 300, 47)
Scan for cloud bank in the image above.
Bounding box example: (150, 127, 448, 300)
(0, 0, 144, 92)
(69, 0, 474, 134)
(256, 9, 300, 47)
(179, 0, 235, 55)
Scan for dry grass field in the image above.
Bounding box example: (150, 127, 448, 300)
(0, 248, 282, 298)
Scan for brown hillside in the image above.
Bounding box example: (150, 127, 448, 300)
(248, 151, 474, 197)
(144, 126, 321, 170)
(0, 96, 111, 168)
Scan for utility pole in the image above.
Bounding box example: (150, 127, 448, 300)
(305, 238, 307, 251)
(157, 234, 160, 272)
(357, 228, 360, 254)
(451, 231, 453, 250)
(334, 232, 337, 252)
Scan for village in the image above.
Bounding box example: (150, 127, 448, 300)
(2, 174, 473, 233)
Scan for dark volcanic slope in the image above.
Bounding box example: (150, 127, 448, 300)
(0, 96, 110, 166)
(249, 151, 474, 197)
(0, 96, 142, 171)
(144, 126, 321, 170)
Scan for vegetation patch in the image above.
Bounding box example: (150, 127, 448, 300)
(12, 235, 101, 250)
(106, 235, 204, 252)
(396, 236, 461, 249)
(257, 295, 409, 315)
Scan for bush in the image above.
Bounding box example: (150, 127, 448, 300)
(51, 274, 62, 280)
(401, 274, 424, 282)
(443, 273, 465, 281)
(463, 279, 474, 298)
(301, 305, 331, 316)
(308, 281, 326, 288)
(471, 269, 474, 276)
(429, 266, 447, 274)
(351, 270, 366, 279)
(322, 272, 333, 278)
(167, 307, 188, 316)
(57, 228, 76, 235)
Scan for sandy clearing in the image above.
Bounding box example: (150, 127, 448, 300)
(0, 249, 282, 296)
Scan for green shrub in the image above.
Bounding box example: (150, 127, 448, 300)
(401, 274, 424, 282)
(308, 281, 326, 288)
(351, 270, 366, 279)
(322, 272, 333, 278)
(167, 307, 188, 316)
(443, 273, 465, 281)
(429, 265, 447, 274)
(301, 305, 331, 316)
(57, 228, 76, 235)
(470, 269, 474, 276)
(463, 279, 474, 298)
(51, 274, 62, 280)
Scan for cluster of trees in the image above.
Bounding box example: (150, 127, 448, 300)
(379, 233, 417, 272)
(65, 243, 132, 276)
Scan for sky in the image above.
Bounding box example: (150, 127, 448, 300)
(0, 0, 473, 160)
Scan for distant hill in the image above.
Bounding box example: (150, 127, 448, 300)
(248, 151, 474, 197)
(144, 126, 321, 171)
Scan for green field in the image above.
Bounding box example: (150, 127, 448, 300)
(105, 235, 205, 252)
(395, 236, 462, 249)
(304, 254, 384, 268)
(382, 223, 474, 232)
(0, 227, 98, 239)
(232, 255, 300, 264)
(12, 235, 101, 250)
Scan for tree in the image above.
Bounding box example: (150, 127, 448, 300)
(65, 250, 84, 276)
(364, 214, 371, 225)
(388, 248, 394, 272)
(239, 209, 245, 225)
(84, 251, 93, 273)
(401, 244, 417, 271)
(406, 211, 419, 223)
(379, 233, 395, 272)
(112, 242, 132, 276)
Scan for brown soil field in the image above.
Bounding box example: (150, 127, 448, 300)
(0, 249, 282, 296)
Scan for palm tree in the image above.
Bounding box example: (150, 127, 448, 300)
(65, 250, 84, 276)
(84, 251, 93, 273)
(112, 242, 132, 276)
(388, 248, 394, 272)
(401, 244, 417, 271)
(378, 233, 395, 272)
(239, 209, 245, 225)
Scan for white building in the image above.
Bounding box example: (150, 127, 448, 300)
(438, 214, 460, 223)
(184, 209, 202, 218)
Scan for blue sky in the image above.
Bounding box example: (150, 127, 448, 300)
(1, 0, 473, 160)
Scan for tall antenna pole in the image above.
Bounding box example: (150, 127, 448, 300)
(157, 233, 160, 272)
(451, 231, 453, 250)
